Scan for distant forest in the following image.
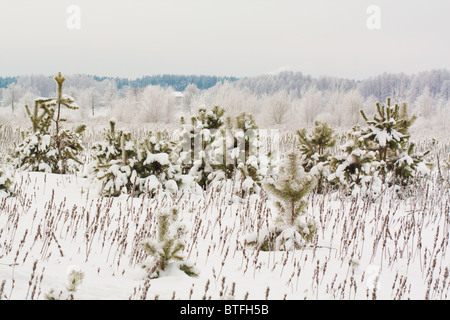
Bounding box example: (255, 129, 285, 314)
(0, 74, 238, 92)
(1, 69, 450, 102)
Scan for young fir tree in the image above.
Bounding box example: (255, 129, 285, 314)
(442, 154, 450, 182)
(174, 107, 267, 196)
(393, 142, 431, 185)
(328, 126, 382, 196)
(91, 119, 180, 197)
(91, 119, 136, 196)
(328, 99, 430, 195)
(233, 112, 264, 196)
(15, 72, 85, 174)
(133, 131, 181, 196)
(359, 98, 430, 185)
(296, 121, 336, 192)
(209, 112, 265, 196)
(140, 207, 198, 278)
(173, 106, 225, 188)
(44, 265, 85, 300)
(297, 121, 336, 170)
(90, 119, 122, 167)
(360, 98, 410, 165)
(246, 152, 317, 251)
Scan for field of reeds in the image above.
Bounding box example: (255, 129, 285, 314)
(0, 122, 449, 300)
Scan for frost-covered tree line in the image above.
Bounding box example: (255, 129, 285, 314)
(1, 70, 449, 136)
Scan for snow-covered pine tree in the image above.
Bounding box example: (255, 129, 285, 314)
(327, 126, 382, 196)
(90, 118, 122, 167)
(393, 142, 430, 186)
(360, 98, 410, 167)
(360, 98, 430, 185)
(15, 72, 85, 174)
(140, 206, 198, 278)
(208, 116, 236, 182)
(209, 112, 265, 196)
(44, 265, 85, 300)
(443, 154, 450, 181)
(328, 99, 430, 196)
(0, 126, 14, 197)
(233, 112, 264, 196)
(134, 131, 181, 196)
(246, 151, 317, 251)
(396, 102, 417, 136)
(174, 107, 267, 197)
(297, 121, 336, 171)
(296, 121, 336, 192)
(91, 119, 180, 197)
(91, 119, 135, 196)
(173, 106, 225, 189)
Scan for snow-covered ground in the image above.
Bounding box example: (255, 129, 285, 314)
(0, 166, 448, 300)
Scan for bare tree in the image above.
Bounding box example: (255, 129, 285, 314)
(1, 83, 22, 114)
(343, 89, 365, 125)
(140, 85, 175, 123)
(301, 86, 322, 125)
(204, 81, 259, 119)
(84, 87, 101, 116)
(103, 80, 118, 111)
(326, 89, 345, 127)
(182, 83, 200, 114)
(414, 87, 435, 119)
(263, 90, 292, 126)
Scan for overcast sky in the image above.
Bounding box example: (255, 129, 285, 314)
(1, 0, 449, 80)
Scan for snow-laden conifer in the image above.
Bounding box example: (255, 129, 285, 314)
(140, 207, 198, 278)
(246, 151, 317, 250)
(90, 119, 180, 197)
(173, 107, 266, 197)
(15, 73, 85, 174)
(328, 126, 382, 196)
(359, 98, 430, 185)
(328, 98, 431, 196)
(297, 120, 336, 193)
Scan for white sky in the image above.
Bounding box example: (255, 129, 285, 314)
(0, 0, 449, 80)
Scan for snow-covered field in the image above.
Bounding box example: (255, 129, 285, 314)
(1, 160, 448, 300)
(1, 0, 450, 306)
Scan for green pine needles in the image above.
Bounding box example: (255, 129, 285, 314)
(44, 265, 85, 300)
(140, 207, 198, 278)
(297, 121, 336, 193)
(266, 152, 316, 226)
(91, 119, 180, 197)
(328, 125, 382, 196)
(15, 72, 86, 174)
(359, 98, 430, 185)
(247, 151, 317, 251)
(174, 107, 265, 196)
(297, 121, 336, 171)
(327, 98, 431, 195)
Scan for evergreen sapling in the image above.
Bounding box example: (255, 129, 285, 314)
(246, 152, 317, 251)
(328, 126, 382, 196)
(359, 98, 430, 185)
(15, 72, 85, 174)
(140, 207, 198, 278)
(297, 121, 336, 193)
(91, 119, 180, 197)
